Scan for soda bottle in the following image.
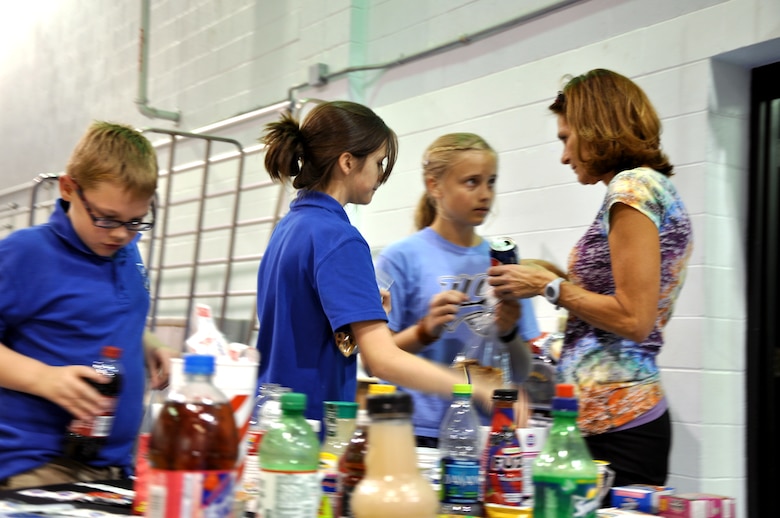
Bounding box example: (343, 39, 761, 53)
(438, 383, 483, 517)
(147, 354, 239, 518)
(482, 388, 524, 506)
(336, 384, 395, 518)
(62, 345, 123, 462)
(131, 389, 166, 516)
(532, 383, 599, 518)
(351, 391, 438, 518)
(257, 392, 321, 517)
(320, 401, 358, 517)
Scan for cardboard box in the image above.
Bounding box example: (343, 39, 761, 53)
(611, 484, 675, 514)
(658, 493, 736, 518)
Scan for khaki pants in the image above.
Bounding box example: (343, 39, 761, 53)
(0, 458, 123, 490)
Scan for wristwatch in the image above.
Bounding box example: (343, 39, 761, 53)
(544, 277, 564, 308)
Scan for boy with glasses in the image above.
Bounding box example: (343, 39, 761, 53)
(0, 121, 173, 488)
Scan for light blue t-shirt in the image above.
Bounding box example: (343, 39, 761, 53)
(376, 227, 540, 438)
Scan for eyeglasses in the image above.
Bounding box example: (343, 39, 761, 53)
(72, 180, 155, 231)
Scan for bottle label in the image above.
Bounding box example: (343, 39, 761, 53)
(68, 396, 119, 438)
(483, 428, 524, 505)
(258, 469, 320, 517)
(533, 478, 598, 518)
(440, 457, 480, 504)
(147, 469, 235, 518)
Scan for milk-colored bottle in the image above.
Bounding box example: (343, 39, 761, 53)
(351, 392, 437, 518)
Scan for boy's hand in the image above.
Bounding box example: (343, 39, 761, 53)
(38, 365, 109, 421)
(145, 345, 174, 390)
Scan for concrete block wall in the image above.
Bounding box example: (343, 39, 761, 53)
(2, 1, 780, 514)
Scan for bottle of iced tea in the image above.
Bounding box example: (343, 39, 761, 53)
(147, 354, 239, 517)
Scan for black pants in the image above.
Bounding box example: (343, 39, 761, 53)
(584, 410, 671, 488)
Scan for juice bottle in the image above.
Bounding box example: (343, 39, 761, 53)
(482, 388, 524, 506)
(351, 391, 437, 518)
(320, 401, 358, 516)
(147, 354, 239, 517)
(336, 384, 395, 518)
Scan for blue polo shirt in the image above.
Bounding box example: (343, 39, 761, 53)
(0, 199, 149, 478)
(255, 191, 387, 422)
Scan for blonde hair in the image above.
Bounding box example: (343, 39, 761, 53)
(414, 133, 496, 230)
(65, 121, 158, 197)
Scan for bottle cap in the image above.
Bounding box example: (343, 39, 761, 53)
(281, 392, 307, 412)
(453, 383, 473, 396)
(366, 392, 413, 418)
(492, 388, 518, 401)
(324, 401, 359, 419)
(102, 346, 122, 359)
(552, 383, 578, 412)
(183, 354, 215, 375)
(367, 383, 396, 395)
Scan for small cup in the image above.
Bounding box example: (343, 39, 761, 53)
(594, 459, 616, 505)
(375, 268, 394, 291)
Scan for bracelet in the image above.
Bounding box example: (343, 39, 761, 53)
(499, 326, 518, 343)
(416, 318, 439, 346)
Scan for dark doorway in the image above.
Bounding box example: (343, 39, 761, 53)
(746, 61, 780, 518)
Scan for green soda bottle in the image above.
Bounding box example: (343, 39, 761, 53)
(257, 392, 321, 517)
(532, 383, 599, 517)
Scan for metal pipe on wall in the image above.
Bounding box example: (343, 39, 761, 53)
(137, 0, 180, 123)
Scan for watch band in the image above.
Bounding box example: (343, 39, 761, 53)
(544, 277, 564, 308)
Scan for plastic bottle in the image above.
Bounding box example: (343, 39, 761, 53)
(320, 401, 359, 517)
(131, 389, 166, 516)
(147, 354, 239, 518)
(482, 388, 524, 506)
(62, 345, 123, 462)
(532, 383, 599, 518)
(257, 392, 321, 517)
(351, 391, 438, 518)
(336, 384, 395, 518)
(438, 383, 483, 517)
(240, 382, 284, 505)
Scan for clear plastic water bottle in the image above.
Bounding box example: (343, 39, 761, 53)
(438, 383, 483, 517)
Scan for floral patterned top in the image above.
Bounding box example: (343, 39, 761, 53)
(559, 167, 693, 435)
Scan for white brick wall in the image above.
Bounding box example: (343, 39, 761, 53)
(2, 1, 780, 513)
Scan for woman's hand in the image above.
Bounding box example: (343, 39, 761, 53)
(488, 263, 557, 299)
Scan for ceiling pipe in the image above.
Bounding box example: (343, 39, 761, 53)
(137, 0, 181, 123)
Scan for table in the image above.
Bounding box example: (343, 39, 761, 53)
(0, 479, 133, 517)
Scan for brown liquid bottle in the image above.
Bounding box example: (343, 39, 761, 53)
(147, 354, 239, 517)
(62, 345, 123, 462)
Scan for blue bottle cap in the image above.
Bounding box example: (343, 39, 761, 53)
(183, 354, 215, 375)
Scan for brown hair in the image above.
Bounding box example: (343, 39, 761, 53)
(261, 100, 398, 191)
(549, 68, 673, 177)
(65, 121, 158, 197)
(414, 133, 497, 230)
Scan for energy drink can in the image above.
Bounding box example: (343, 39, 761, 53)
(490, 237, 518, 266)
